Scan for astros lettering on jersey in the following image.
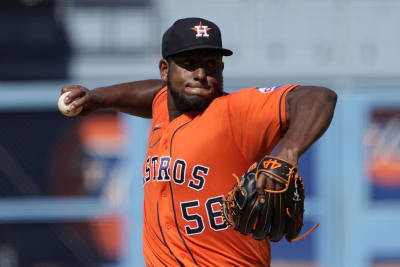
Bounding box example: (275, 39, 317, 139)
(142, 84, 298, 266)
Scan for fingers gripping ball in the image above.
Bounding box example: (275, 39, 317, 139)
(58, 91, 83, 117)
(222, 156, 313, 242)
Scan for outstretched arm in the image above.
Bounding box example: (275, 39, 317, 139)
(257, 85, 337, 200)
(61, 79, 163, 118)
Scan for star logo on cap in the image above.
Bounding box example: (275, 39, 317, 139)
(190, 21, 212, 39)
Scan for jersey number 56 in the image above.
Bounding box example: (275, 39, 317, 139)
(180, 196, 228, 235)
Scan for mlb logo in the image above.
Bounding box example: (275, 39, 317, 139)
(257, 86, 282, 93)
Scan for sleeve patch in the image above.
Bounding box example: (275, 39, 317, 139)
(256, 85, 282, 93)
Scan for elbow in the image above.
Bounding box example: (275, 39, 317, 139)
(306, 86, 337, 106)
(295, 85, 338, 106)
(288, 85, 338, 112)
(314, 87, 337, 118)
(321, 87, 337, 106)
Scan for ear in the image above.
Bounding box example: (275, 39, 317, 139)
(221, 62, 224, 72)
(159, 59, 169, 84)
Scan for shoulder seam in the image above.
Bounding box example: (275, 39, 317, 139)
(279, 84, 299, 136)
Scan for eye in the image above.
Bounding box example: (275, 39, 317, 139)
(182, 58, 196, 68)
(206, 59, 218, 69)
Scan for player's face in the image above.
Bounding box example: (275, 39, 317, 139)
(161, 50, 224, 113)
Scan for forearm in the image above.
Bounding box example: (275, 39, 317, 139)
(93, 79, 163, 118)
(274, 86, 337, 162)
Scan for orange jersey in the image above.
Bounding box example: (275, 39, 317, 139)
(142, 84, 298, 266)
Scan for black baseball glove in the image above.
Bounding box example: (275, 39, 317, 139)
(222, 156, 311, 242)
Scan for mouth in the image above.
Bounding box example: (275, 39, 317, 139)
(184, 86, 212, 98)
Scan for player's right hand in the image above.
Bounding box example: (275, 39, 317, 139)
(61, 85, 104, 115)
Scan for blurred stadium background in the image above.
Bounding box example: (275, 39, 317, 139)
(0, 0, 399, 266)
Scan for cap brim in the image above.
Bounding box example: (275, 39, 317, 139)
(166, 45, 233, 58)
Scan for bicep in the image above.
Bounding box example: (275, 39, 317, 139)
(285, 85, 333, 128)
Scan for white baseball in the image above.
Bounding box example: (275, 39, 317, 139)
(58, 91, 83, 117)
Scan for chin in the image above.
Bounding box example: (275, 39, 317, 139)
(181, 96, 211, 112)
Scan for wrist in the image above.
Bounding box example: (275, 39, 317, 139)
(90, 87, 107, 109)
(272, 147, 300, 164)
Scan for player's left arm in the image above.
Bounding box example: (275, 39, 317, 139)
(257, 86, 337, 200)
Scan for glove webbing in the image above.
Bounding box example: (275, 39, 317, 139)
(255, 156, 319, 242)
(225, 156, 319, 242)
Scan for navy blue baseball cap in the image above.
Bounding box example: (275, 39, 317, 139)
(162, 17, 233, 58)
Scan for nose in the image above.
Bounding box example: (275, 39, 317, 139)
(193, 67, 207, 81)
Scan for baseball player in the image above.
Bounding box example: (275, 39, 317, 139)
(61, 18, 337, 267)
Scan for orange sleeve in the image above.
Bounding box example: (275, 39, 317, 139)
(151, 86, 168, 118)
(227, 85, 299, 163)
